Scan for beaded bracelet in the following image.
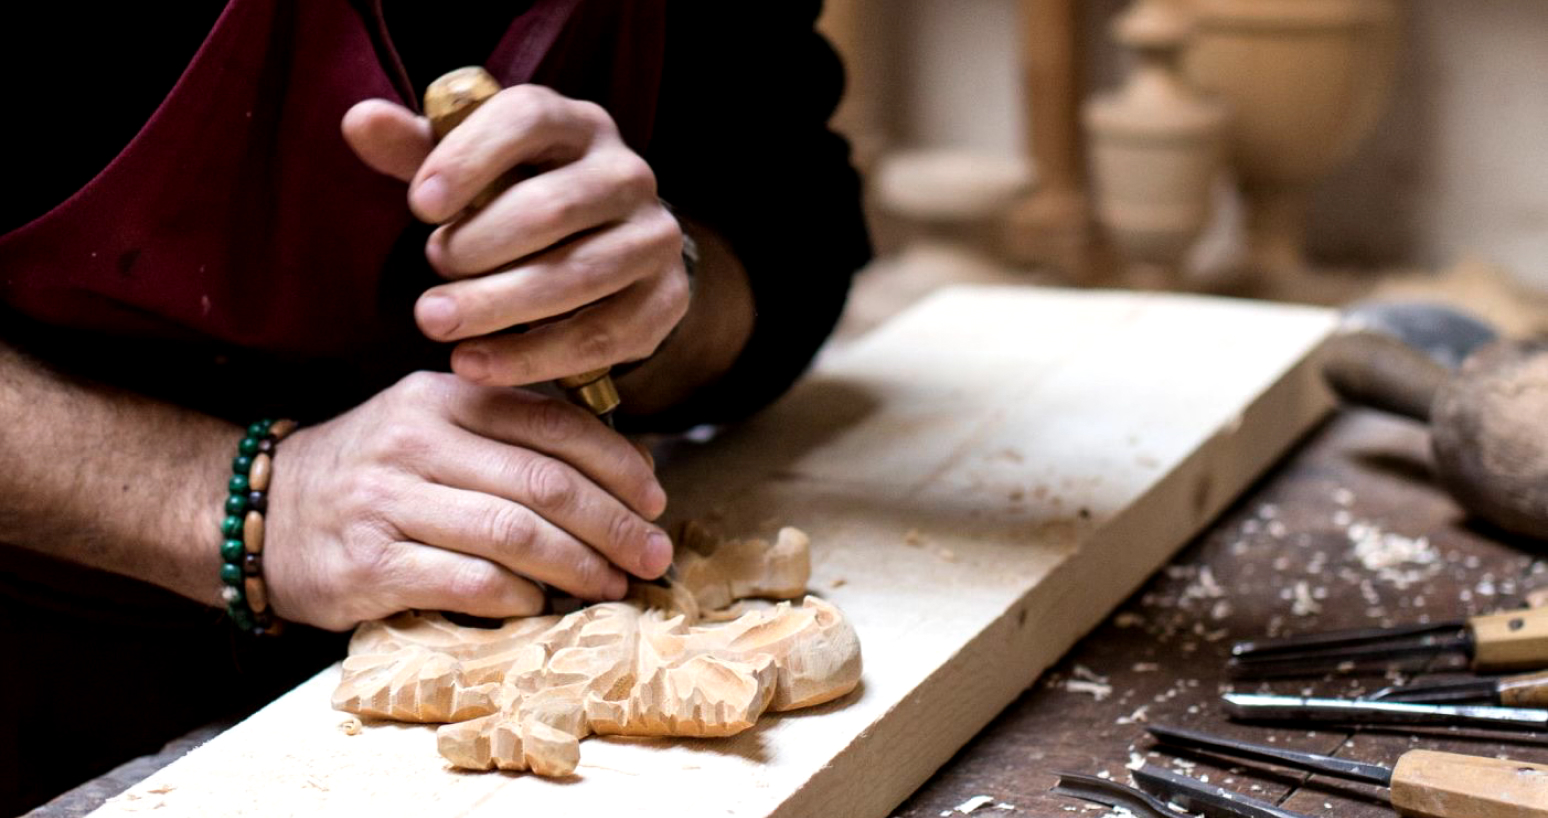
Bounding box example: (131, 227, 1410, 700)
(219, 418, 297, 636)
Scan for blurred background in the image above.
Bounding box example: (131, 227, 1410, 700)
(814, 0, 1548, 341)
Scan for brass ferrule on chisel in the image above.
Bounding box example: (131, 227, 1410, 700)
(556, 368, 621, 419)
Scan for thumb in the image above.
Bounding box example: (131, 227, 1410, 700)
(341, 99, 433, 183)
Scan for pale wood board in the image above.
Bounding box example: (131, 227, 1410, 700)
(93, 287, 1336, 818)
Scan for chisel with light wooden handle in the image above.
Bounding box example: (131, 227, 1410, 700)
(422, 67, 621, 426)
(1150, 724, 1548, 818)
(1375, 669, 1548, 707)
(1229, 606, 1548, 678)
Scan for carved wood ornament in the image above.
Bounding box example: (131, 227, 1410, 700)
(332, 525, 863, 777)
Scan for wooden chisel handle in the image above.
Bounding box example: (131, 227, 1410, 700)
(1499, 669, 1548, 707)
(1470, 607, 1548, 672)
(1390, 749, 1548, 818)
(422, 67, 621, 422)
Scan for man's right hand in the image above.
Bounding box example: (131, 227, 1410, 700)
(262, 371, 670, 631)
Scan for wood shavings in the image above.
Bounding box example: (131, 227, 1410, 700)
(936, 547, 958, 562)
(1065, 680, 1114, 701)
(1127, 752, 1146, 770)
(1290, 580, 1321, 616)
(904, 528, 924, 546)
(954, 794, 997, 813)
(1180, 565, 1224, 601)
(1072, 664, 1109, 684)
(830, 578, 848, 589)
(1116, 704, 1150, 724)
(1131, 662, 1160, 672)
(1347, 520, 1440, 589)
(338, 716, 363, 736)
(1114, 612, 1146, 628)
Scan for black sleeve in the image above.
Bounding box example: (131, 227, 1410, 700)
(635, 0, 873, 431)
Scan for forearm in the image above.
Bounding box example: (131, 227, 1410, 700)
(613, 216, 754, 416)
(0, 339, 235, 606)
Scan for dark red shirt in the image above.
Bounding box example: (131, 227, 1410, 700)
(0, 0, 869, 430)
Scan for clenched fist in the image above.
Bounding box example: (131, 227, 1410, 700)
(343, 84, 690, 388)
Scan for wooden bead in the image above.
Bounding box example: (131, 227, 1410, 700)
(245, 576, 269, 614)
(269, 419, 298, 441)
(249, 453, 272, 492)
(244, 510, 265, 553)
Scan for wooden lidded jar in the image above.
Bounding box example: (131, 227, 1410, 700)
(1084, 0, 1228, 285)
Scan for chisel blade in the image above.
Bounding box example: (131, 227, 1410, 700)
(1223, 693, 1548, 730)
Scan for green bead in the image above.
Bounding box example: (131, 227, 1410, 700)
(238, 436, 260, 457)
(228, 474, 250, 494)
(220, 563, 244, 585)
(232, 455, 253, 475)
(247, 420, 273, 438)
(220, 514, 243, 538)
(225, 494, 247, 515)
(228, 603, 253, 631)
(220, 538, 245, 563)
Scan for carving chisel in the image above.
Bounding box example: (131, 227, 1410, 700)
(1374, 669, 1548, 706)
(422, 67, 621, 427)
(1149, 723, 1548, 818)
(1228, 607, 1548, 678)
(1223, 692, 1548, 731)
(1053, 768, 1316, 818)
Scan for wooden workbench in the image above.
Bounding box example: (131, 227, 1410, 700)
(32, 335, 1548, 818)
(893, 408, 1548, 817)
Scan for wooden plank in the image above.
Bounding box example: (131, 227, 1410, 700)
(92, 286, 1336, 818)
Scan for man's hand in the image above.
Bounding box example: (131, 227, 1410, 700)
(264, 371, 671, 631)
(342, 86, 690, 388)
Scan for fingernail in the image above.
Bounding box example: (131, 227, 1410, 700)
(415, 174, 447, 218)
(457, 348, 491, 382)
(417, 295, 460, 338)
(644, 530, 674, 577)
(644, 481, 667, 518)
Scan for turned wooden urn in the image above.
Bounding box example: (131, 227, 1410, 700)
(1183, 0, 1402, 275)
(1085, 0, 1228, 283)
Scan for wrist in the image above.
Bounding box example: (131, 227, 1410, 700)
(215, 418, 298, 636)
(614, 216, 753, 415)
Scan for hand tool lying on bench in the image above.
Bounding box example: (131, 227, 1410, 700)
(1222, 693, 1548, 731)
(1321, 327, 1548, 541)
(1339, 300, 1498, 370)
(1149, 723, 1548, 818)
(1228, 607, 1548, 678)
(1374, 669, 1548, 706)
(1053, 768, 1316, 818)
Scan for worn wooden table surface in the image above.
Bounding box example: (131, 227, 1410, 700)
(892, 407, 1548, 817)
(36, 408, 1548, 818)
